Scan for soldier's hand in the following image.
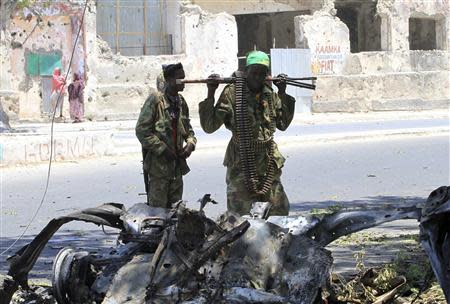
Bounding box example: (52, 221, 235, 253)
(273, 73, 287, 95)
(207, 74, 220, 97)
(163, 147, 177, 161)
(179, 143, 195, 159)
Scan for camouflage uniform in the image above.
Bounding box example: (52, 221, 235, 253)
(199, 84, 295, 216)
(136, 92, 196, 208)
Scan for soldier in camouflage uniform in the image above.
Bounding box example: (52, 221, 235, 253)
(199, 51, 296, 216)
(136, 63, 197, 208)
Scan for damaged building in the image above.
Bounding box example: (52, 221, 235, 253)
(1, 1, 87, 120)
(0, 0, 449, 121)
(195, 0, 450, 112)
(0, 0, 237, 121)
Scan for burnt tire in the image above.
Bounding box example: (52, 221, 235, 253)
(52, 247, 92, 304)
(52, 247, 76, 304)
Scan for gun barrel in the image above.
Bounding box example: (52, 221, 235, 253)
(267, 76, 317, 81)
(177, 76, 317, 90)
(177, 78, 234, 84)
(285, 81, 316, 90)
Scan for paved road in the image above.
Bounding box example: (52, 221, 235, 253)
(113, 116, 450, 153)
(1, 134, 448, 277)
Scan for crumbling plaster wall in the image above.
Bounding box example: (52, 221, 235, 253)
(4, 2, 86, 121)
(0, 13, 12, 92)
(9, 16, 81, 119)
(296, 0, 450, 112)
(84, 2, 238, 120)
(377, 0, 449, 52)
(0, 0, 18, 125)
(0, 19, 17, 121)
(296, 12, 350, 75)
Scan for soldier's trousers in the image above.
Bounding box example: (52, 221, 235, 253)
(147, 174, 183, 209)
(226, 166, 290, 216)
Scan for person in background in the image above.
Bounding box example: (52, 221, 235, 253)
(67, 72, 85, 123)
(51, 68, 66, 119)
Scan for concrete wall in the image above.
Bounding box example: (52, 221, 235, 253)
(0, 21, 17, 122)
(1, 131, 115, 165)
(0, 1, 16, 128)
(296, 12, 350, 75)
(190, 0, 322, 15)
(314, 51, 449, 112)
(295, 0, 450, 113)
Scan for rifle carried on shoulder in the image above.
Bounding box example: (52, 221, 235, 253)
(177, 76, 317, 90)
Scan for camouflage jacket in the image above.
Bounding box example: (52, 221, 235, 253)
(199, 84, 295, 175)
(136, 92, 197, 178)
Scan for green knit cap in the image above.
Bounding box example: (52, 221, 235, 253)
(246, 51, 270, 67)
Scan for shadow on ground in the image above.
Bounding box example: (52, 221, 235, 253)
(290, 195, 425, 212)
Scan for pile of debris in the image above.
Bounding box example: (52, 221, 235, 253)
(1, 187, 449, 304)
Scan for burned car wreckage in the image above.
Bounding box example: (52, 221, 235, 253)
(1, 186, 449, 304)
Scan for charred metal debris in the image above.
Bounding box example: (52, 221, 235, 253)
(1, 187, 449, 304)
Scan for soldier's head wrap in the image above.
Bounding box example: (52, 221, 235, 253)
(246, 51, 270, 67)
(156, 64, 167, 92)
(163, 63, 184, 79)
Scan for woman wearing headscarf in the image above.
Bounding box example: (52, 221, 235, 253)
(67, 72, 85, 123)
(50, 68, 66, 118)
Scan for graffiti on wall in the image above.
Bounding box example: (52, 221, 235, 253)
(23, 135, 105, 163)
(311, 44, 345, 75)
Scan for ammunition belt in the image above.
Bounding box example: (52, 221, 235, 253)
(232, 137, 274, 153)
(234, 74, 277, 196)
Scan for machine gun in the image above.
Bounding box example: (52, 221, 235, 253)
(177, 75, 317, 90)
(179, 74, 316, 195)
